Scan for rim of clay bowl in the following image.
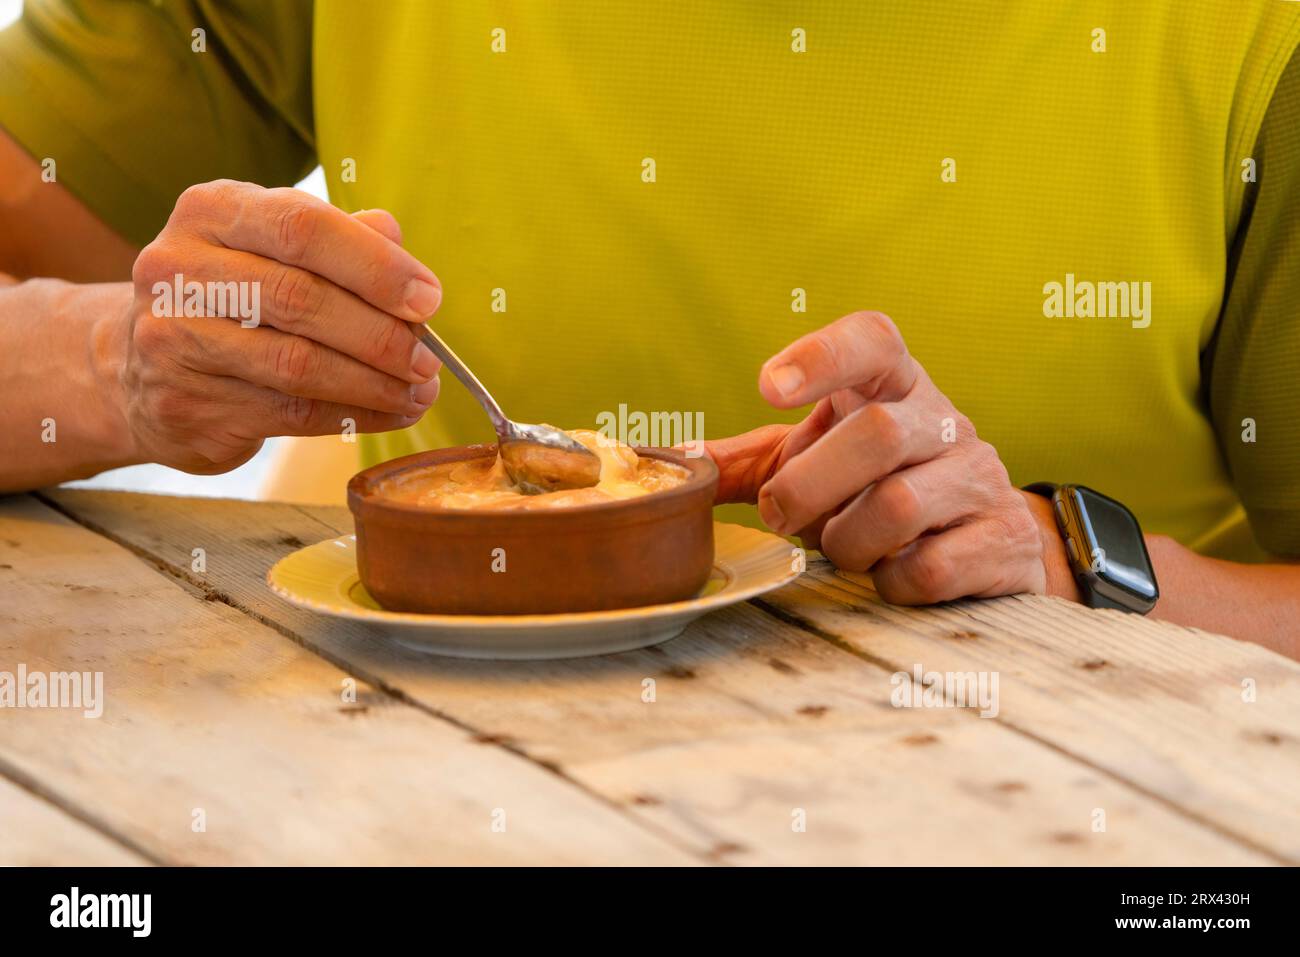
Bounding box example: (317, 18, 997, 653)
(348, 444, 718, 522)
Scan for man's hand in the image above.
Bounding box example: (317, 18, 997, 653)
(110, 180, 443, 473)
(708, 311, 1061, 604)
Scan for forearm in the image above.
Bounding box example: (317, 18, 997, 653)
(1025, 492, 1300, 659)
(0, 278, 137, 492)
(1143, 535, 1300, 658)
(0, 127, 139, 282)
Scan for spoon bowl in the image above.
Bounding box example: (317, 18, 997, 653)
(499, 424, 603, 494)
(414, 325, 601, 493)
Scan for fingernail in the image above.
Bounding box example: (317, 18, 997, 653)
(408, 377, 439, 416)
(758, 486, 787, 533)
(768, 363, 804, 399)
(410, 338, 439, 380)
(410, 374, 441, 408)
(404, 278, 442, 318)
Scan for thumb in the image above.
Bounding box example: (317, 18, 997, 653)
(351, 208, 404, 246)
(703, 424, 793, 505)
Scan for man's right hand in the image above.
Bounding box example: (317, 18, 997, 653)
(112, 180, 442, 473)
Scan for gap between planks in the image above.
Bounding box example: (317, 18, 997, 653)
(0, 753, 160, 866)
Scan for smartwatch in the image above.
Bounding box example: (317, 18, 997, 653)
(1024, 482, 1159, 614)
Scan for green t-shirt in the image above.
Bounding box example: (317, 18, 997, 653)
(3, 0, 1299, 559)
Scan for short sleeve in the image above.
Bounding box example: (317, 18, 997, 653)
(0, 0, 316, 247)
(1208, 45, 1300, 557)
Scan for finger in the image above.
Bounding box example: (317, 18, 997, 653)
(703, 424, 792, 504)
(153, 375, 425, 470)
(703, 398, 840, 505)
(351, 208, 403, 245)
(759, 311, 918, 409)
(794, 511, 834, 552)
(758, 398, 944, 534)
(783, 396, 839, 459)
(346, 211, 441, 383)
(174, 180, 442, 321)
(819, 455, 999, 571)
(871, 520, 1045, 605)
(231, 379, 430, 438)
(205, 245, 440, 384)
(178, 317, 440, 417)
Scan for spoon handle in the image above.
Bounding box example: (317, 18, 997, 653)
(415, 324, 510, 436)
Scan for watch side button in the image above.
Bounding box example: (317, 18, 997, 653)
(1065, 537, 1080, 564)
(1054, 499, 1069, 526)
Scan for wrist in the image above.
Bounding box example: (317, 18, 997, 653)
(82, 283, 140, 471)
(1019, 488, 1081, 602)
(37, 278, 140, 478)
(0, 279, 138, 491)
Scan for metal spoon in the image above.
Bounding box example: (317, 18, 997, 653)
(413, 325, 601, 495)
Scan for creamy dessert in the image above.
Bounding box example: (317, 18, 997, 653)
(376, 430, 691, 510)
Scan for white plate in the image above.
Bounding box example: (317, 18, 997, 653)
(267, 522, 801, 659)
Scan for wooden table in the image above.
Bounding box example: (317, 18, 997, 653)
(2, 489, 1297, 866)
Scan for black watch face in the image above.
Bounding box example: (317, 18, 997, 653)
(1070, 487, 1158, 602)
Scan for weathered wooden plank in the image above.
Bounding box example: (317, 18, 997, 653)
(0, 776, 148, 866)
(38, 489, 1277, 864)
(759, 567, 1300, 862)
(0, 495, 694, 865)
(575, 713, 1254, 866)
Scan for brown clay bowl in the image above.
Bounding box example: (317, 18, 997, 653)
(347, 445, 719, 615)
